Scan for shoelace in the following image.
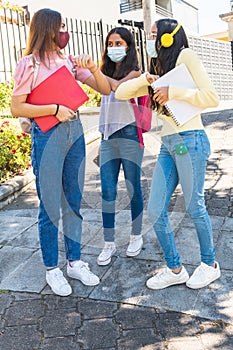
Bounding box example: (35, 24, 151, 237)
(102, 243, 115, 251)
(103, 247, 114, 252)
(192, 264, 210, 278)
(129, 236, 141, 243)
(157, 268, 174, 279)
(79, 262, 96, 276)
(79, 262, 90, 270)
(53, 270, 69, 285)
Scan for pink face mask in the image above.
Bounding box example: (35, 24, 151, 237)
(58, 31, 70, 49)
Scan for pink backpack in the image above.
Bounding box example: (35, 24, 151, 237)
(130, 95, 152, 148)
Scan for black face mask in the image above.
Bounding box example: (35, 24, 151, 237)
(58, 31, 70, 49)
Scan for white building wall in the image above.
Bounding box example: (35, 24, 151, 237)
(171, 0, 199, 33)
(16, 0, 200, 32)
(16, 0, 120, 25)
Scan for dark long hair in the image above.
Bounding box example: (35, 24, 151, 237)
(149, 18, 189, 109)
(155, 18, 189, 76)
(24, 8, 63, 63)
(100, 27, 140, 80)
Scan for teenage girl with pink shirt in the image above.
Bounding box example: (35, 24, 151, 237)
(11, 8, 111, 296)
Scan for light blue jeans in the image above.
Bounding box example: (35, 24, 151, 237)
(148, 130, 215, 269)
(100, 123, 144, 242)
(31, 119, 85, 267)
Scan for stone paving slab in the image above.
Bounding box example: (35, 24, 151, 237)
(0, 249, 45, 292)
(0, 215, 36, 245)
(0, 206, 232, 324)
(1, 292, 232, 350)
(0, 208, 39, 217)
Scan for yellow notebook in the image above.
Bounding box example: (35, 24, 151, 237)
(151, 63, 204, 126)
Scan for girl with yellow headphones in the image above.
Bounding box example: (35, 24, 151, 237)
(115, 18, 221, 290)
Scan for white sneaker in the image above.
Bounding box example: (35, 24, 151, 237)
(97, 242, 116, 266)
(186, 262, 221, 289)
(146, 266, 189, 290)
(126, 234, 143, 257)
(46, 268, 72, 296)
(67, 260, 100, 286)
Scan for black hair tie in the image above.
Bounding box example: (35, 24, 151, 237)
(53, 104, 59, 116)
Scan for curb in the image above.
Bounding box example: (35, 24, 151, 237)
(0, 169, 35, 210)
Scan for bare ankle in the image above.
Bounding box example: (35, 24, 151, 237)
(172, 266, 182, 274)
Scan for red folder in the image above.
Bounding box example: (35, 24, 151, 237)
(26, 65, 89, 132)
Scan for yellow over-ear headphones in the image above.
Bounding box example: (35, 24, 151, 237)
(160, 23, 181, 48)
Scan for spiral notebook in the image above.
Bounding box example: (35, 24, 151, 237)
(26, 65, 88, 132)
(151, 63, 204, 126)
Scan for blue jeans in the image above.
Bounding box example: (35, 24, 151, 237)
(100, 123, 144, 242)
(148, 130, 215, 269)
(31, 119, 85, 267)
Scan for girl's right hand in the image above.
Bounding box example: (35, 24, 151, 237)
(55, 105, 75, 122)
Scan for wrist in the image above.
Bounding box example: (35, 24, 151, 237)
(53, 104, 59, 116)
(90, 66, 99, 74)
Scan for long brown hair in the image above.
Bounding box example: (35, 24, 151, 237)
(24, 8, 63, 64)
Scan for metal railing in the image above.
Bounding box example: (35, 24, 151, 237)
(120, 1, 173, 17)
(155, 4, 173, 18)
(0, 9, 114, 81)
(0, 8, 232, 100)
(120, 0, 142, 13)
(0, 8, 29, 81)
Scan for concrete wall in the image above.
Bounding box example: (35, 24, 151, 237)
(16, 0, 120, 25)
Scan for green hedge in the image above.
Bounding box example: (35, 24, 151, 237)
(0, 79, 101, 184)
(0, 118, 32, 184)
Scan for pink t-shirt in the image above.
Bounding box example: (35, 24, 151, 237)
(13, 53, 92, 96)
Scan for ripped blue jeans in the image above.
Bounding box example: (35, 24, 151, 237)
(31, 119, 85, 267)
(147, 130, 215, 269)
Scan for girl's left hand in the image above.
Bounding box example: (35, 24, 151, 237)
(73, 54, 97, 72)
(153, 86, 169, 106)
(146, 73, 159, 84)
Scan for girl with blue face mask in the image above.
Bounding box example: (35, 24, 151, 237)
(95, 27, 144, 266)
(146, 24, 158, 58)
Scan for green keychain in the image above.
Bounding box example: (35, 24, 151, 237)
(175, 143, 188, 155)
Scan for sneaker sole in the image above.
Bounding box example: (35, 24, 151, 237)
(146, 278, 189, 290)
(79, 279, 100, 286)
(47, 282, 72, 296)
(97, 258, 111, 266)
(186, 272, 221, 289)
(126, 243, 143, 257)
(67, 271, 100, 286)
(97, 248, 117, 266)
(146, 272, 189, 290)
(51, 288, 72, 296)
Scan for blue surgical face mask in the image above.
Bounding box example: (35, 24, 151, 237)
(107, 47, 127, 63)
(146, 40, 157, 58)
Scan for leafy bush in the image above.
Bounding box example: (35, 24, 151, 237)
(0, 80, 14, 113)
(0, 119, 31, 184)
(81, 84, 102, 107)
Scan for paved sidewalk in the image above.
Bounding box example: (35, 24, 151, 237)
(0, 106, 233, 349)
